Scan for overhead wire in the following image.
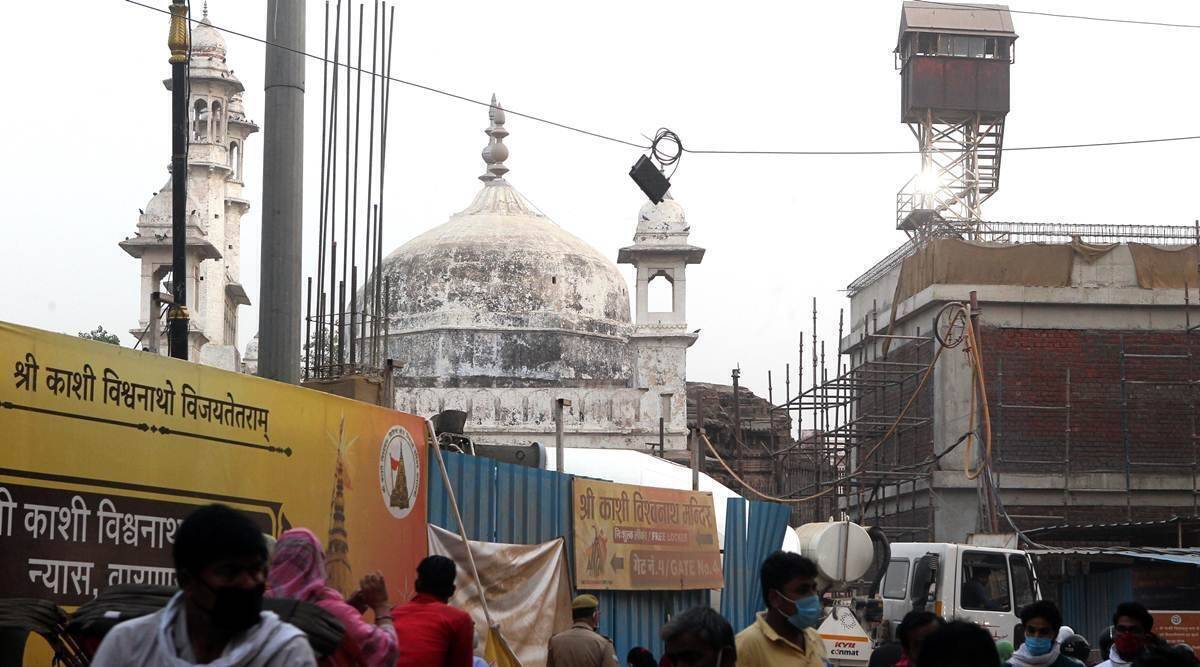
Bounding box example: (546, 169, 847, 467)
(123, 0, 1200, 158)
(121, 0, 650, 150)
(915, 1, 1200, 31)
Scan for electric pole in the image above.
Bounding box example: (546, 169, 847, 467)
(167, 1, 191, 360)
(258, 0, 306, 382)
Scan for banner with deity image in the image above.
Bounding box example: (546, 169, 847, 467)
(572, 478, 723, 590)
(0, 321, 428, 607)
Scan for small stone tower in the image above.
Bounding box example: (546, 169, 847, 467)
(618, 197, 705, 448)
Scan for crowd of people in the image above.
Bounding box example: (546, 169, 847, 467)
(90, 504, 477, 667)
(85, 505, 1198, 667)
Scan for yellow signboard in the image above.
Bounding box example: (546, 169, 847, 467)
(572, 478, 722, 590)
(0, 321, 429, 609)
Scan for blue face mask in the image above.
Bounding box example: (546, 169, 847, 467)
(1024, 637, 1054, 656)
(775, 590, 823, 631)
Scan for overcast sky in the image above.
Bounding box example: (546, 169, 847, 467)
(3, 0, 1199, 398)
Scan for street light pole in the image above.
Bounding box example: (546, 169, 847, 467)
(167, 1, 191, 360)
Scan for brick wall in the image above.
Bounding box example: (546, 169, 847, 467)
(982, 326, 1197, 476)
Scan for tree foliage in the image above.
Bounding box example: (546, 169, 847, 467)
(78, 325, 120, 345)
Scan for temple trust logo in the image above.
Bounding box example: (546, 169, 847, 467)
(378, 426, 420, 519)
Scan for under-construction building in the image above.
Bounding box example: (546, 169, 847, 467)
(779, 3, 1200, 549)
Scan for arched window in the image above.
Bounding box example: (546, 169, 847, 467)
(647, 271, 674, 313)
(192, 99, 209, 141)
(229, 141, 240, 180)
(210, 100, 223, 141)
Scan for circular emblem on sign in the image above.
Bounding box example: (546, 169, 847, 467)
(378, 426, 420, 519)
(1172, 614, 1183, 626)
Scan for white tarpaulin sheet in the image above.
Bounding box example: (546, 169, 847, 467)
(428, 524, 573, 667)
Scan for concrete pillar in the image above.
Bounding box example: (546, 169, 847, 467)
(258, 0, 306, 382)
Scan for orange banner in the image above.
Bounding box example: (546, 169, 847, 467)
(1152, 611, 1200, 657)
(0, 321, 428, 611)
(572, 478, 722, 590)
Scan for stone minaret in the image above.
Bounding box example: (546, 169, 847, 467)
(618, 196, 705, 450)
(121, 4, 258, 368)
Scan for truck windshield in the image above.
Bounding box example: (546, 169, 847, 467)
(1010, 555, 1037, 609)
(960, 552, 1011, 612)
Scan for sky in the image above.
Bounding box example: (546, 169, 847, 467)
(3, 0, 1200, 399)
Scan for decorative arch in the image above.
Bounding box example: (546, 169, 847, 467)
(192, 99, 209, 141)
(228, 141, 241, 180)
(210, 100, 224, 141)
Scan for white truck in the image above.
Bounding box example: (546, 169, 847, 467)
(791, 521, 1042, 665)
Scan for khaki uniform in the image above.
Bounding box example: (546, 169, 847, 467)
(547, 621, 619, 667)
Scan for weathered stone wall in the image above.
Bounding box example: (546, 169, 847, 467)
(386, 329, 633, 387)
(685, 382, 824, 524)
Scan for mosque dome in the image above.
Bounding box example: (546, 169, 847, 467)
(382, 100, 629, 333)
(379, 97, 632, 384)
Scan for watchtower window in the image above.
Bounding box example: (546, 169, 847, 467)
(647, 271, 674, 313)
(908, 33, 1009, 61)
(916, 32, 937, 56)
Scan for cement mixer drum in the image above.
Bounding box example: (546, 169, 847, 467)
(794, 521, 875, 587)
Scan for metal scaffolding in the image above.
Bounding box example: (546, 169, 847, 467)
(767, 299, 938, 537)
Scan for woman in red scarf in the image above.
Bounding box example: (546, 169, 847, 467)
(267, 528, 399, 667)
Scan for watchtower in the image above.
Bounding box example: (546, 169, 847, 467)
(895, 1, 1016, 237)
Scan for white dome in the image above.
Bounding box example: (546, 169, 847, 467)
(140, 177, 201, 228)
(382, 181, 631, 330)
(634, 196, 690, 244)
(376, 96, 634, 384)
(192, 17, 226, 57)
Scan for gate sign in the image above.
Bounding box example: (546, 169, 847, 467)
(0, 321, 428, 608)
(572, 478, 722, 590)
(1152, 611, 1200, 658)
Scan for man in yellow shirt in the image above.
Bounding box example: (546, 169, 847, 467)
(735, 551, 828, 667)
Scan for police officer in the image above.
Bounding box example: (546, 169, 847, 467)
(548, 594, 619, 667)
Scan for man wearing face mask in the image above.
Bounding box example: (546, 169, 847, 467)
(91, 504, 316, 667)
(1097, 602, 1157, 667)
(1005, 601, 1083, 667)
(735, 551, 827, 667)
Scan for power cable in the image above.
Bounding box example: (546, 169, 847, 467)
(683, 134, 1200, 156)
(123, 0, 1200, 158)
(915, 1, 1200, 31)
(122, 0, 650, 150)
(715, 303, 997, 506)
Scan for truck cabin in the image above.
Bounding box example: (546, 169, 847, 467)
(882, 546, 1038, 618)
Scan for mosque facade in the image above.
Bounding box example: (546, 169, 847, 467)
(376, 101, 704, 450)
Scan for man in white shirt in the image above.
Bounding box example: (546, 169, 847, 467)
(91, 504, 316, 667)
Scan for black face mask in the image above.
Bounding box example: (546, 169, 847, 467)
(197, 581, 265, 635)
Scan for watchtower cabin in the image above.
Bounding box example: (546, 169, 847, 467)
(895, 1, 1017, 235)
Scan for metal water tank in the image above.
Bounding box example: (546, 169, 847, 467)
(795, 521, 876, 588)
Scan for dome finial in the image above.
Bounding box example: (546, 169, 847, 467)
(202, 0, 208, 20)
(479, 94, 510, 183)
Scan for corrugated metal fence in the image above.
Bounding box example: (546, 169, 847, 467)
(719, 497, 792, 632)
(428, 450, 788, 661)
(1057, 568, 1133, 646)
